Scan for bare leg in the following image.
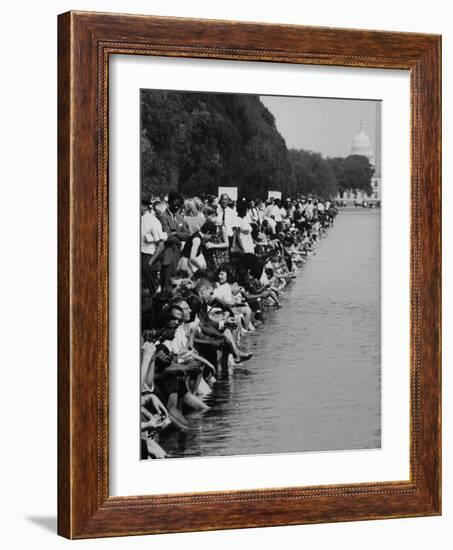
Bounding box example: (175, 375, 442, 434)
(183, 391, 209, 411)
(222, 328, 242, 359)
(223, 329, 253, 363)
(145, 437, 167, 459)
(196, 377, 212, 396)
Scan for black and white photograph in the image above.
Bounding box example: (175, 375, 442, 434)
(1, 0, 446, 545)
(139, 89, 382, 460)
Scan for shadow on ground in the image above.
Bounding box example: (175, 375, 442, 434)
(26, 516, 57, 534)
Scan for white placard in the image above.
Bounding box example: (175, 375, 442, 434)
(268, 191, 282, 200)
(110, 55, 410, 496)
(218, 186, 238, 201)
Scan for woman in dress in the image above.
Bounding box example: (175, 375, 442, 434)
(204, 213, 230, 272)
(178, 220, 216, 275)
(235, 199, 255, 254)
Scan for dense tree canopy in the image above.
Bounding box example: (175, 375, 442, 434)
(141, 90, 375, 200)
(141, 90, 293, 199)
(328, 155, 374, 196)
(288, 149, 337, 199)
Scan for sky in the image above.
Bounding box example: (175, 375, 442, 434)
(260, 95, 380, 160)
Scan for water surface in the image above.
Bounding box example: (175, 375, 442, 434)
(160, 210, 381, 458)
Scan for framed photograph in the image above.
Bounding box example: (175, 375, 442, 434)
(58, 11, 441, 539)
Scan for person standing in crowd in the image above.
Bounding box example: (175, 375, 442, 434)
(157, 191, 190, 290)
(217, 193, 237, 247)
(265, 197, 283, 233)
(264, 197, 274, 218)
(279, 200, 287, 224)
(184, 198, 205, 235)
(204, 215, 230, 272)
(286, 198, 295, 219)
(317, 199, 325, 214)
(304, 197, 315, 220)
(141, 196, 165, 296)
(293, 201, 305, 230)
(235, 200, 255, 254)
(273, 199, 284, 233)
(247, 199, 261, 228)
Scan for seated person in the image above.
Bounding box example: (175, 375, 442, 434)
(191, 278, 253, 370)
(214, 267, 253, 331)
(153, 305, 209, 413)
(169, 269, 191, 295)
(265, 267, 285, 294)
(140, 341, 170, 459)
(243, 260, 281, 308)
(270, 252, 295, 285)
(284, 236, 304, 266)
(169, 297, 217, 394)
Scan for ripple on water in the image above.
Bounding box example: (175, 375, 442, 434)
(159, 211, 381, 459)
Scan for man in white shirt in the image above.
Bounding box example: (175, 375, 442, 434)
(141, 197, 165, 295)
(217, 193, 237, 246)
(265, 198, 282, 222)
(280, 203, 289, 229)
(304, 198, 315, 220)
(264, 198, 274, 218)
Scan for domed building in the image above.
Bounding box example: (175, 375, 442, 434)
(336, 104, 381, 206)
(351, 120, 375, 165)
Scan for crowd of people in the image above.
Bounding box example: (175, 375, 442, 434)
(140, 191, 339, 459)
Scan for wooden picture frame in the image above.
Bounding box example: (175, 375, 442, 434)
(58, 11, 441, 539)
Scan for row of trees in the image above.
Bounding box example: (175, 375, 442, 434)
(289, 151, 374, 199)
(141, 90, 374, 200)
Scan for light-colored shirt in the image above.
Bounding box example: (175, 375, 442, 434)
(217, 206, 237, 237)
(214, 283, 233, 305)
(236, 217, 255, 253)
(260, 270, 269, 285)
(248, 207, 262, 226)
(265, 204, 282, 222)
(171, 320, 199, 358)
(304, 204, 314, 219)
(141, 211, 164, 255)
(265, 216, 277, 233)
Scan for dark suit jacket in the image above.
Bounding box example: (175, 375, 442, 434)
(157, 210, 190, 266)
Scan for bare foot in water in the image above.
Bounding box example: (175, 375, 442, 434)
(146, 438, 167, 459)
(183, 392, 210, 411)
(235, 352, 253, 364)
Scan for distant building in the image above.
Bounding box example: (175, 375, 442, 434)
(336, 103, 381, 205)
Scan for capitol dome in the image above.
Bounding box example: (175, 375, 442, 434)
(350, 121, 374, 165)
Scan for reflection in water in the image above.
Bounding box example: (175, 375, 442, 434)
(160, 210, 381, 458)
